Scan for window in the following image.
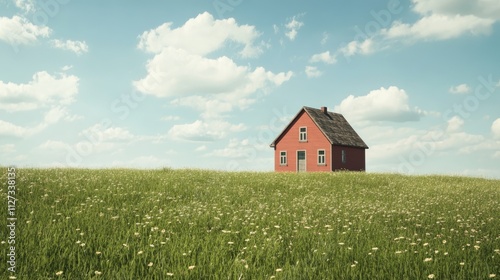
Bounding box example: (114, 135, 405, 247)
(280, 151, 287, 166)
(341, 149, 346, 164)
(299, 127, 307, 142)
(318, 149, 325, 165)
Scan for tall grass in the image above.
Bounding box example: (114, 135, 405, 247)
(1, 169, 499, 279)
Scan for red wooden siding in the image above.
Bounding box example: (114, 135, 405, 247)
(332, 145, 365, 171)
(274, 111, 332, 172)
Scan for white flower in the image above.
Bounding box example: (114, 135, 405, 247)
(424, 258, 432, 262)
(188, 265, 195, 270)
(428, 274, 435, 279)
(148, 262, 153, 267)
(55, 271, 63, 276)
(95, 271, 102, 275)
(276, 268, 283, 272)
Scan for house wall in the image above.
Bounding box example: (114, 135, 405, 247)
(274, 111, 332, 172)
(332, 145, 365, 171)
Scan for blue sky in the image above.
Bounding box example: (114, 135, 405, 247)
(1, 0, 500, 178)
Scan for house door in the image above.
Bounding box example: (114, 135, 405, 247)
(297, 151, 306, 172)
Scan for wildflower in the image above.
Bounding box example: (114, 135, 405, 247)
(137, 251, 143, 255)
(148, 262, 153, 267)
(55, 271, 63, 276)
(80, 243, 86, 247)
(428, 274, 435, 279)
(228, 242, 234, 245)
(338, 242, 344, 246)
(460, 262, 465, 266)
(123, 244, 128, 248)
(395, 251, 402, 254)
(442, 240, 447, 244)
(95, 271, 102, 276)
(188, 265, 195, 270)
(276, 268, 283, 272)
(489, 274, 496, 278)
(96, 251, 102, 255)
(372, 247, 379, 251)
(8, 276, 16, 279)
(424, 258, 432, 262)
(167, 273, 174, 276)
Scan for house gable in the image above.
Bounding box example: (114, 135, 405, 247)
(272, 110, 332, 172)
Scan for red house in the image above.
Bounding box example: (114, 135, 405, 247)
(270, 106, 368, 172)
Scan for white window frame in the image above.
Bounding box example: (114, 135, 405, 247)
(280, 151, 287, 166)
(317, 149, 326, 165)
(299, 126, 307, 142)
(341, 149, 346, 164)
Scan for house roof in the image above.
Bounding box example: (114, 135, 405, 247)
(270, 106, 369, 149)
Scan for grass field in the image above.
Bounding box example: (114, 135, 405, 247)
(1, 168, 499, 279)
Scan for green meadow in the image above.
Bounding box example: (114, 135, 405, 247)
(1, 168, 499, 279)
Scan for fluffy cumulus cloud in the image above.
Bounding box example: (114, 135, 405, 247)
(449, 83, 471, 94)
(0, 107, 75, 138)
(309, 51, 336, 64)
(51, 39, 89, 55)
(305, 66, 322, 78)
(137, 11, 263, 58)
(0, 71, 79, 112)
(337, 0, 499, 57)
(284, 15, 304, 41)
(0, 15, 51, 46)
(334, 86, 425, 123)
(447, 116, 464, 132)
(168, 120, 246, 141)
(135, 11, 293, 141)
(80, 124, 135, 143)
(492, 118, 500, 139)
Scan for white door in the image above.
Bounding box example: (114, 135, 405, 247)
(297, 151, 306, 172)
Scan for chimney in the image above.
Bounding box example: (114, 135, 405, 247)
(320, 106, 327, 113)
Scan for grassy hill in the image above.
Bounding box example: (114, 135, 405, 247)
(1, 169, 499, 279)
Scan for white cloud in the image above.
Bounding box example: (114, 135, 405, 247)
(51, 39, 89, 55)
(492, 118, 500, 139)
(339, 39, 375, 57)
(285, 15, 304, 41)
(334, 86, 425, 123)
(61, 65, 73, 71)
(337, 0, 499, 58)
(449, 83, 471, 94)
(412, 0, 500, 20)
(0, 15, 51, 46)
(305, 66, 322, 78)
(136, 12, 293, 119)
(0, 107, 74, 137)
(383, 14, 493, 41)
(134, 47, 292, 116)
(80, 124, 134, 142)
(309, 51, 336, 64)
(446, 116, 464, 132)
(14, 0, 35, 13)
(206, 138, 252, 158)
(168, 120, 246, 141)
(137, 12, 262, 58)
(0, 71, 79, 112)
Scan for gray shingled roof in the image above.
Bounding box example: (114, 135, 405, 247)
(270, 106, 368, 149)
